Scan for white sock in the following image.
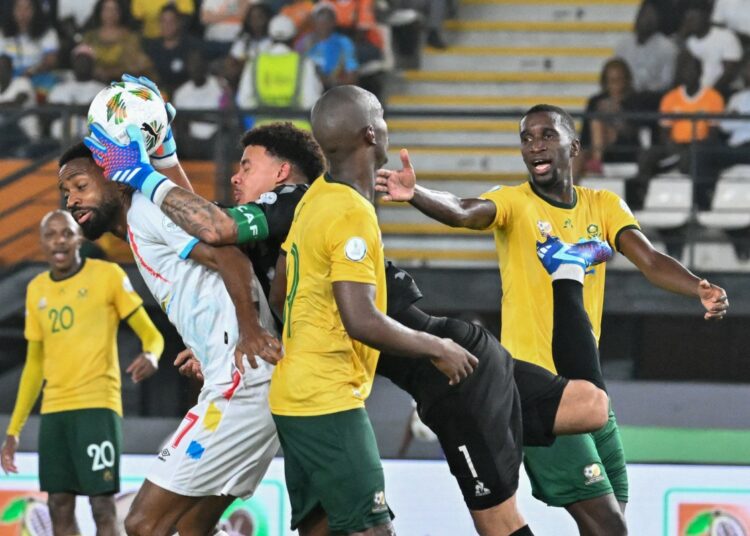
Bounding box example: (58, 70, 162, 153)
(552, 263, 585, 283)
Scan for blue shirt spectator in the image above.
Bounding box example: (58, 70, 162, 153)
(298, 3, 358, 88)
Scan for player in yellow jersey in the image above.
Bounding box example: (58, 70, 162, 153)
(1, 210, 163, 536)
(270, 85, 478, 536)
(375, 104, 729, 535)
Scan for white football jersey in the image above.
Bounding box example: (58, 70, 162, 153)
(126, 192, 274, 389)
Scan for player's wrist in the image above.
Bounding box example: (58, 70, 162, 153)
(151, 130, 178, 169)
(143, 352, 159, 369)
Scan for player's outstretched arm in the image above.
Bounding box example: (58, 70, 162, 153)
(188, 242, 283, 372)
(619, 229, 729, 320)
(2, 341, 44, 474)
(333, 281, 478, 385)
(375, 148, 497, 230)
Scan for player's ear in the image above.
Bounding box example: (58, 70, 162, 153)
(277, 161, 292, 183)
(364, 125, 376, 145)
(570, 137, 581, 158)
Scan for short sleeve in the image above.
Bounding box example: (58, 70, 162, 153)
(24, 283, 42, 342)
(478, 185, 511, 229)
(600, 191, 640, 251)
(327, 207, 381, 285)
(40, 29, 59, 53)
(109, 264, 143, 319)
(229, 39, 245, 60)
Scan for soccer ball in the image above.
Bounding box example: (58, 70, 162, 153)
(87, 81, 168, 155)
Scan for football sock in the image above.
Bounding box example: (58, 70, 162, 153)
(552, 279, 607, 392)
(551, 262, 585, 284)
(510, 525, 534, 535)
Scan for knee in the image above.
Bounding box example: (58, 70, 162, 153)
(47, 494, 75, 520)
(582, 383, 609, 432)
(601, 510, 628, 536)
(89, 496, 116, 525)
(124, 511, 158, 536)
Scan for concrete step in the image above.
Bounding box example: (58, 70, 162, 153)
(444, 29, 627, 47)
(403, 70, 598, 83)
(422, 46, 612, 73)
(444, 20, 631, 32)
(397, 80, 598, 97)
(386, 146, 526, 173)
(458, 1, 638, 22)
(387, 94, 588, 112)
(389, 130, 518, 146)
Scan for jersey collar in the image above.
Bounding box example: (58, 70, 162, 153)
(48, 258, 86, 282)
(529, 181, 577, 209)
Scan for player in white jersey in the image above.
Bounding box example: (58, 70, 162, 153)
(58, 132, 283, 535)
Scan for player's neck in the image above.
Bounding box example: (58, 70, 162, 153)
(326, 163, 375, 203)
(530, 175, 575, 206)
(109, 192, 132, 240)
(50, 256, 84, 281)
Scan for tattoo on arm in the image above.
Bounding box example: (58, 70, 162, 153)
(160, 188, 238, 245)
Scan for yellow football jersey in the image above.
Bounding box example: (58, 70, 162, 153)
(24, 259, 143, 415)
(270, 176, 387, 416)
(480, 182, 639, 373)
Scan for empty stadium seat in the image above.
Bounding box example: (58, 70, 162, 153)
(696, 178, 750, 229)
(634, 175, 692, 229)
(602, 162, 638, 179)
(579, 177, 626, 199)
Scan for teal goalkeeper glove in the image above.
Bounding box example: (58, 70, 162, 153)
(85, 123, 174, 203)
(121, 73, 178, 169)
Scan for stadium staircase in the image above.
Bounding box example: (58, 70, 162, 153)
(383, 0, 637, 267)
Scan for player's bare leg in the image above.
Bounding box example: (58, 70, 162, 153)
(469, 493, 531, 536)
(350, 522, 396, 535)
(123, 479, 203, 536)
(89, 494, 117, 536)
(47, 492, 80, 536)
(174, 495, 236, 536)
(552, 380, 609, 435)
(297, 505, 329, 536)
(565, 494, 627, 536)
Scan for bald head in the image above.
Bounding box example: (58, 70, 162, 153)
(311, 85, 386, 160)
(40, 209, 80, 234)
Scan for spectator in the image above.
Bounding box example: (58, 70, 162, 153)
(0, 0, 59, 95)
(201, 0, 249, 42)
(131, 0, 195, 39)
(47, 45, 105, 142)
(632, 51, 725, 211)
(55, 0, 98, 69)
(82, 0, 154, 83)
(298, 3, 359, 89)
(280, 0, 314, 38)
(643, 0, 688, 36)
(579, 58, 642, 176)
(173, 49, 227, 159)
(236, 14, 322, 112)
(0, 54, 34, 156)
(388, 0, 451, 49)
(711, 0, 750, 48)
(615, 3, 678, 95)
(226, 1, 273, 89)
(718, 57, 750, 165)
(144, 5, 202, 98)
(682, 4, 742, 98)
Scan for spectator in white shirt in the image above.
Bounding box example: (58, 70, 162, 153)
(615, 3, 678, 94)
(225, 1, 273, 90)
(47, 45, 106, 142)
(173, 49, 228, 159)
(683, 4, 743, 97)
(711, 0, 750, 45)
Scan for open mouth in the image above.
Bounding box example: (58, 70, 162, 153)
(532, 159, 553, 175)
(73, 208, 93, 225)
(52, 250, 69, 262)
(232, 189, 242, 203)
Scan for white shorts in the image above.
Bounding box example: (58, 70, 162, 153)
(146, 379, 278, 499)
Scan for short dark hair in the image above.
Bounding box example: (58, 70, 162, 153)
(522, 104, 577, 138)
(241, 123, 325, 183)
(59, 142, 93, 168)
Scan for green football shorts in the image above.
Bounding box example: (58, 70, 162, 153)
(39, 408, 122, 495)
(273, 408, 393, 534)
(522, 405, 628, 507)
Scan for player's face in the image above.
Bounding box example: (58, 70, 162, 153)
(231, 145, 285, 204)
(519, 112, 579, 188)
(372, 100, 389, 169)
(40, 214, 82, 273)
(59, 158, 122, 240)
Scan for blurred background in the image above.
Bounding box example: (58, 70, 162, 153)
(1, 0, 750, 532)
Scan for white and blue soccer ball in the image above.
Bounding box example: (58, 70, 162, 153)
(87, 81, 168, 155)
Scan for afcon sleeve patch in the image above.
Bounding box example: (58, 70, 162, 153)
(345, 237, 367, 261)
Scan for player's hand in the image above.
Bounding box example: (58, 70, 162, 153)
(1, 435, 18, 474)
(126, 352, 158, 383)
(698, 279, 729, 320)
(85, 123, 168, 202)
(121, 74, 178, 169)
(376, 148, 417, 202)
(233, 323, 283, 374)
(174, 348, 204, 382)
(430, 338, 479, 386)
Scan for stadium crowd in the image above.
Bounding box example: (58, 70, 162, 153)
(0, 0, 454, 157)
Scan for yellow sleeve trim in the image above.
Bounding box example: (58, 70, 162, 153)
(126, 306, 165, 360)
(6, 341, 44, 438)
